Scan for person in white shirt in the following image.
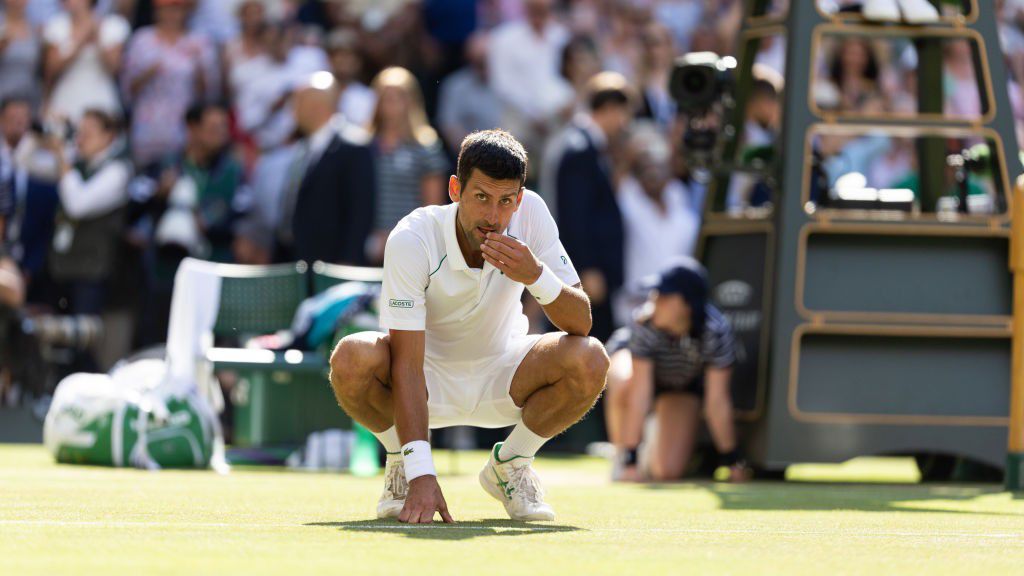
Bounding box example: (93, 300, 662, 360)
(613, 123, 702, 327)
(329, 129, 608, 524)
(235, 22, 328, 151)
(487, 0, 573, 173)
(42, 0, 130, 124)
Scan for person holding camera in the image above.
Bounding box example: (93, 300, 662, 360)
(44, 108, 130, 318)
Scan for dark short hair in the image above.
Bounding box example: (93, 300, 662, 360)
(585, 71, 634, 112)
(457, 130, 528, 187)
(0, 95, 31, 113)
(185, 101, 228, 126)
(81, 108, 121, 134)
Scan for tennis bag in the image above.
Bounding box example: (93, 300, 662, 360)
(43, 359, 217, 469)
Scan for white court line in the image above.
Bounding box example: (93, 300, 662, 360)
(0, 520, 1021, 541)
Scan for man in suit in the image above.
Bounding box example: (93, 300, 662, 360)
(555, 72, 634, 341)
(275, 72, 375, 265)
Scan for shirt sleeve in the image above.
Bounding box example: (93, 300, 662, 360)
(100, 15, 131, 48)
(42, 17, 65, 46)
(58, 160, 131, 220)
(378, 227, 430, 331)
(419, 140, 449, 176)
(702, 305, 736, 368)
(627, 322, 659, 359)
(524, 192, 580, 286)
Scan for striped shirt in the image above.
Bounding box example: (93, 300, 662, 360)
(373, 138, 449, 231)
(607, 304, 735, 394)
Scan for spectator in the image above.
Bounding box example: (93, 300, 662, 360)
(274, 72, 375, 265)
(436, 31, 501, 156)
(559, 35, 603, 111)
(42, 0, 130, 124)
(224, 0, 268, 99)
(537, 34, 602, 213)
(187, 0, 241, 47)
(605, 258, 748, 482)
(153, 102, 244, 264)
(326, 28, 376, 128)
(555, 72, 633, 341)
(235, 21, 328, 152)
(636, 22, 676, 131)
(613, 123, 701, 326)
(727, 65, 782, 209)
(653, 0, 704, 53)
(827, 37, 883, 114)
(44, 108, 131, 317)
(488, 0, 573, 174)
(944, 39, 982, 118)
(600, 0, 648, 83)
(234, 141, 298, 265)
(121, 0, 219, 168)
(0, 97, 61, 288)
(0, 0, 43, 111)
(365, 66, 448, 265)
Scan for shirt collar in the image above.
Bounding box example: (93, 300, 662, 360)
(444, 202, 469, 271)
(575, 112, 607, 150)
(307, 116, 338, 158)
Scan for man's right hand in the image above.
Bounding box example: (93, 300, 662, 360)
(398, 475, 454, 524)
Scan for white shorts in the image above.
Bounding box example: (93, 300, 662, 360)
(424, 334, 543, 429)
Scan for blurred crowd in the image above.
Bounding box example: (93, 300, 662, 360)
(0, 0, 1023, 390)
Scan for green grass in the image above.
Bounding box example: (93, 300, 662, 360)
(3, 445, 1024, 575)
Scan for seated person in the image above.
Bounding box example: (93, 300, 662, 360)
(604, 257, 750, 482)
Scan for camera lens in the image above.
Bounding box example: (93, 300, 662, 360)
(683, 71, 707, 93)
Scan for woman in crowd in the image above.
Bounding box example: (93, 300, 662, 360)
(828, 37, 884, 114)
(605, 258, 749, 483)
(42, 0, 130, 122)
(365, 66, 448, 264)
(0, 0, 43, 109)
(120, 0, 218, 168)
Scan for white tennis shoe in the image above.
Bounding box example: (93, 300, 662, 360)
(479, 443, 556, 522)
(896, 0, 940, 24)
(376, 455, 407, 519)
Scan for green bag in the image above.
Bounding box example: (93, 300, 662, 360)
(45, 360, 217, 469)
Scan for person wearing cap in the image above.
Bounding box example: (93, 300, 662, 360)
(604, 257, 749, 482)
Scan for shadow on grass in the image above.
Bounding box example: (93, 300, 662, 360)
(306, 519, 583, 540)
(640, 481, 1021, 517)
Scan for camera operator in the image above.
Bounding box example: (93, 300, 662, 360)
(42, 108, 130, 319)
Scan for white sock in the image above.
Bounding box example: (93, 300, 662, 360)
(373, 426, 401, 454)
(499, 422, 550, 461)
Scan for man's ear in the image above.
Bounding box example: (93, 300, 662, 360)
(513, 186, 525, 211)
(448, 175, 460, 203)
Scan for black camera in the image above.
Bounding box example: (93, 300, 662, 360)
(669, 52, 736, 168)
(30, 118, 75, 142)
(669, 52, 736, 115)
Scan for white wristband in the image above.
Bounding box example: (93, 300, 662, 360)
(527, 264, 563, 305)
(401, 440, 436, 481)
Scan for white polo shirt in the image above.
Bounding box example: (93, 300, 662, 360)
(379, 190, 580, 363)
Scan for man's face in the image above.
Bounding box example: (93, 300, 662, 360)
(596, 104, 632, 140)
(525, 0, 552, 29)
(1, 102, 31, 146)
(75, 115, 114, 159)
(449, 170, 523, 252)
(197, 108, 229, 154)
(330, 48, 361, 82)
